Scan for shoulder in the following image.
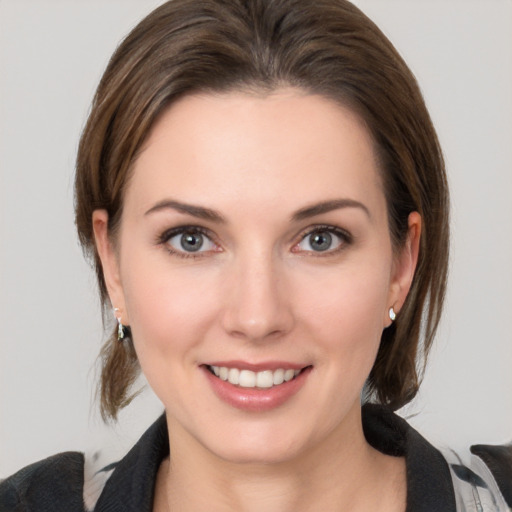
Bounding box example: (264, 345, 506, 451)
(441, 443, 512, 511)
(0, 415, 168, 512)
(472, 443, 512, 508)
(0, 451, 86, 512)
(362, 404, 512, 510)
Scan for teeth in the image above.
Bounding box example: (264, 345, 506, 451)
(228, 368, 240, 385)
(256, 370, 273, 388)
(209, 366, 303, 388)
(284, 369, 295, 382)
(273, 369, 284, 385)
(239, 370, 256, 387)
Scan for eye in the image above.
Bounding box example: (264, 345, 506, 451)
(294, 227, 350, 254)
(162, 227, 218, 256)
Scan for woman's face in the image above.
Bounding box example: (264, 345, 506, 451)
(94, 88, 419, 464)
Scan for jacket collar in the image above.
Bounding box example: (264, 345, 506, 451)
(363, 404, 456, 512)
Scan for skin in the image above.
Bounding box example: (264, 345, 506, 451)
(93, 88, 421, 511)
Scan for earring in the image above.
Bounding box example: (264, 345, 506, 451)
(114, 307, 125, 341)
(389, 307, 397, 322)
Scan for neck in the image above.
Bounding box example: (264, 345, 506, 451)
(157, 404, 406, 512)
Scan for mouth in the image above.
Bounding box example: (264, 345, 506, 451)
(205, 365, 310, 389)
(202, 362, 313, 411)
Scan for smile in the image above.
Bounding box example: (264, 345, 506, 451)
(203, 363, 312, 411)
(208, 365, 302, 388)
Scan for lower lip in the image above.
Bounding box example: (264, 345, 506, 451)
(202, 366, 312, 412)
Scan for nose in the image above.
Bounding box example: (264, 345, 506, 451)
(220, 251, 295, 342)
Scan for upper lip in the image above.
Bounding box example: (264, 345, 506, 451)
(202, 361, 308, 372)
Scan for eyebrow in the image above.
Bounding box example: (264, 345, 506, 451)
(145, 199, 226, 223)
(291, 198, 371, 222)
(145, 197, 370, 223)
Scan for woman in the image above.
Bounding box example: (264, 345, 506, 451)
(1, 0, 510, 510)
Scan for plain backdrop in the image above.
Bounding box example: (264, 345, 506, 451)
(1, 0, 511, 477)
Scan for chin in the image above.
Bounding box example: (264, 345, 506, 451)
(194, 417, 320, 466)
(213, 438, 306, 466)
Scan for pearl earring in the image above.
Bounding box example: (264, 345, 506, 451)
(389, 307, 397, 322)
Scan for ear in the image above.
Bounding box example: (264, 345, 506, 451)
(92, 210, 129, 325)
(385, 211, 421, 326)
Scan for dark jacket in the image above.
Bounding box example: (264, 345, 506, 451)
(1, 404, 511, 511)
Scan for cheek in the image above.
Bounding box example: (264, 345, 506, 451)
(293, 259, 391, 360)
(120, 251, 222, 365)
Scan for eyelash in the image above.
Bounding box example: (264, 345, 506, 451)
(156, 224, 353, 259)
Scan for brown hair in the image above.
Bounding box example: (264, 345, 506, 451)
(75, 0, 449, 420)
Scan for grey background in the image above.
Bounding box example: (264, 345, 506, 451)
(1, 0, 511, 477)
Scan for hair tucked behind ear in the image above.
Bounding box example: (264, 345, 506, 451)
(75, 0, 449, 420)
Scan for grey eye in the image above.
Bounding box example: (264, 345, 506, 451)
(296, 229, 346, 253)
(166, 230, 216, 253)
(308, 232, 332, 252)
(180, 232, 204, 252)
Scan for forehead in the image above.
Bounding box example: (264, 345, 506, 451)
(127, 88, 384, 217)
